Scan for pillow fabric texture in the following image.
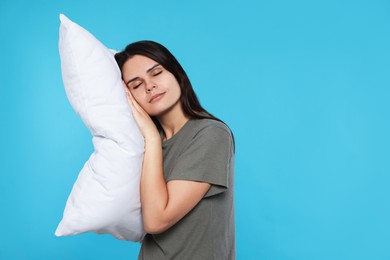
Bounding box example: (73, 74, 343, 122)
(55, 14, 145, 242)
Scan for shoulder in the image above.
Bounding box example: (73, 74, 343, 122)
(188, 119, 234, 152)
(190, 118, 233, 138)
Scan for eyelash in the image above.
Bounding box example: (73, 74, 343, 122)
(133, 82, 142, 89)
(131, 69, 162, 89)
(131, 82, 143, 89)
(152, 70, 162, 76)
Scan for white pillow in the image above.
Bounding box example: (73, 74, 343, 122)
(55, 14, 145, 242)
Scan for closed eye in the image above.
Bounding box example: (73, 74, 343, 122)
(151, 68, 163, 77)
(132, 80, 143, 89)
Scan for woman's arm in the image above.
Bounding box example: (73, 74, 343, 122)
(125, 87, 211, 234)
(141, 136, 211, 234)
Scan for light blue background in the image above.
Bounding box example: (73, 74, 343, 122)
(1, 0, 389, 259)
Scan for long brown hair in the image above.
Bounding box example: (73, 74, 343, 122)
(114, 40, 222, 132)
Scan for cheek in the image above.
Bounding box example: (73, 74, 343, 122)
(173, 84, 182, 98)
(167, 78, 181, 95)
(130, 90, 147, 106)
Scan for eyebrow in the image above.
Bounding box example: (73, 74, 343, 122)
(126, 63, 161, 85)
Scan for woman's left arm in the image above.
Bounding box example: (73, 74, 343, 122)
(141, 136, 211, 234)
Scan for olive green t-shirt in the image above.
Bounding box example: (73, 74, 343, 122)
(138, 119, 235, 260)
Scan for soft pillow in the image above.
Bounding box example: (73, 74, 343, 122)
(55, 14, 145, 242)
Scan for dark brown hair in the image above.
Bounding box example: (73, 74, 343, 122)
(114, 40, 222, 131)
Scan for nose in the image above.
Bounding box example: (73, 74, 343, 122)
(146, 82, 157, 93)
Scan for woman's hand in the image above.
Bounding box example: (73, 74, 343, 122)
(123, 82, 160, 141)
(123, 85, 210, 235)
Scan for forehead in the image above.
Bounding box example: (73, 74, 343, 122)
(122, 55, 158, 76)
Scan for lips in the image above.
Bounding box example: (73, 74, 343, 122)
(149, 92, 165, 103)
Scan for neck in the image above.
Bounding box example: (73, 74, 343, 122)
(157, 104, 189, 140)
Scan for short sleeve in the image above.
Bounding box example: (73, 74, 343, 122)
(166, 124, 233, 197)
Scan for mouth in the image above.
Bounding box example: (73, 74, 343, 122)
(149, 92, 166, 103)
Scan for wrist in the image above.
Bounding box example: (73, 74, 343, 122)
(144, 132, 162, 144)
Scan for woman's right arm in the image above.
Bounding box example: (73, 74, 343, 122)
(125, 88, 211, 234)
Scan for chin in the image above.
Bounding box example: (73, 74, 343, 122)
(146, 109, 164, 117)
(147, 99, 181, 118)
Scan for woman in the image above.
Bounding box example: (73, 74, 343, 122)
(115, 41, 235, 260)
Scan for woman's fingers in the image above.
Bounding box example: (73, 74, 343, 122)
(122, 82, 142, 114)
(122, 81, 159, 139)
(123, 82, 133, 102)
(127, 91, 145, 116)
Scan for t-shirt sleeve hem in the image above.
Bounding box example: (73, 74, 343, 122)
(166, 176, 228, 197)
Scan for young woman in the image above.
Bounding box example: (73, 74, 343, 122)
(115, 41, 235, 260)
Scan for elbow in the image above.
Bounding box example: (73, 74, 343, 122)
(144, 225, 163, 235)
(143, 219, 171, 235)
